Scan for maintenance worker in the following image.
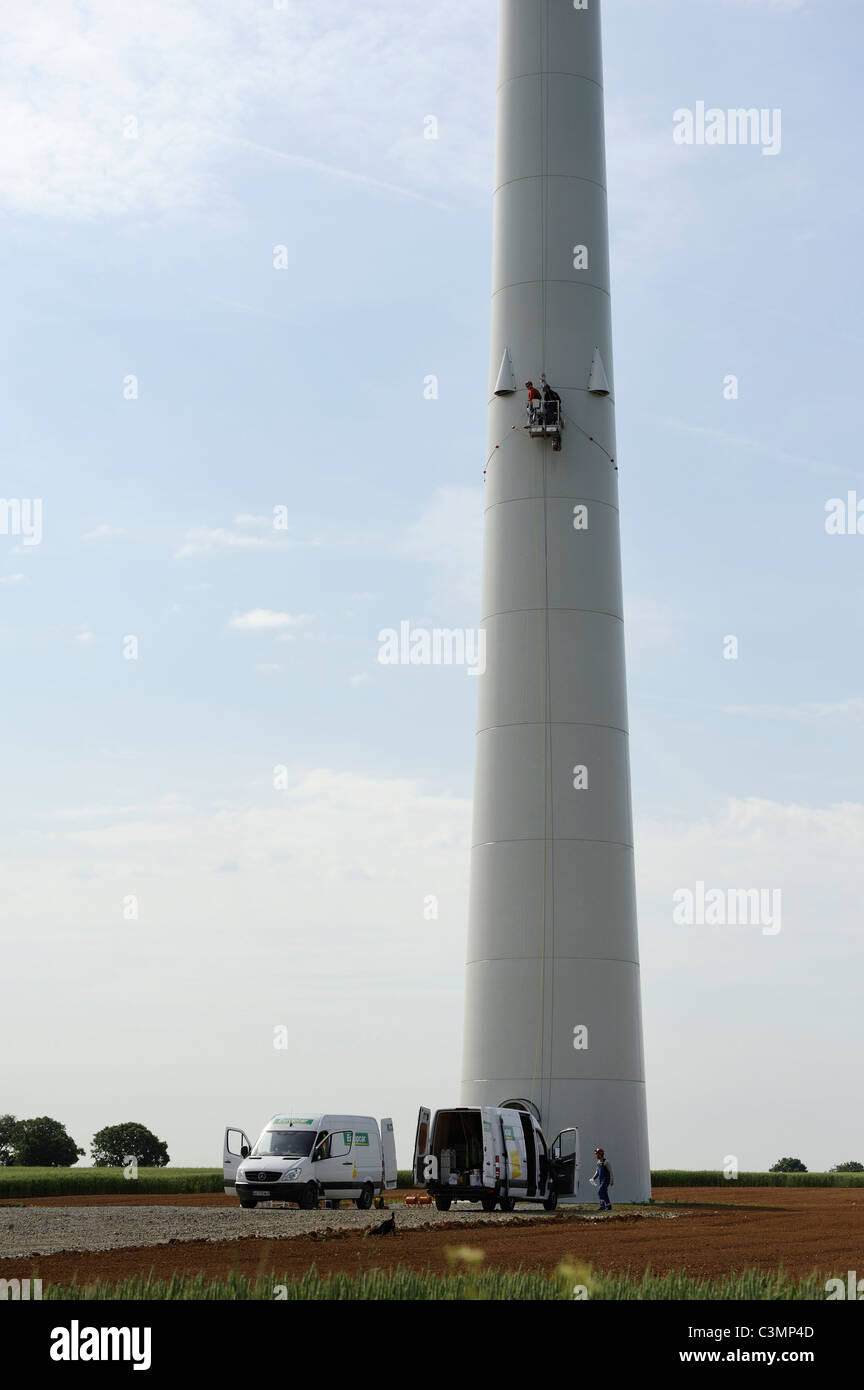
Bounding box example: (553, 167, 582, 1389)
(591, 1146, 613, 1211)
(540, 375, 561, 427)
(525, 380, 541, 426)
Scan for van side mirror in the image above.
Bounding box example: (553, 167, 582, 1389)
(240, 1145, 250, 1159)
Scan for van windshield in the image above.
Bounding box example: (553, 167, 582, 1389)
(252, 1130, 317, 1158)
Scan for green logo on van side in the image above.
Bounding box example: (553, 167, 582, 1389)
(503, 1126, 516, 1140)
(354, 1132, 369, 1146)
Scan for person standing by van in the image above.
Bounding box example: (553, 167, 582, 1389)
(592, 1147, 613, 1211)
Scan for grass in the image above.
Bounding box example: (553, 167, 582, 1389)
(0, 1168, 223, 1199)
(37, 1265, 834, 1301)
(652, 1170, 864, 1188)
(2, 1166, 861, 1200)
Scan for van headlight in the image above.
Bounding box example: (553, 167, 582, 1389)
(285, 1168, 301, 1181)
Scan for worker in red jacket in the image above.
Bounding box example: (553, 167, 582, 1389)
(525, 380, 541, 427)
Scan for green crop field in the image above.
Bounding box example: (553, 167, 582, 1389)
(0, 1168, 222, 1199)
(35, 1266, 833, 1301)
(2, 1166, 861, 1201)
(651, 1170, 864, 1188)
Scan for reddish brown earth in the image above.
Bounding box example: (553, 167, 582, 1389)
(1, 1188, 861, 1288)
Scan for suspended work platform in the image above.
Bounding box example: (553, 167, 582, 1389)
(525, 399, 563, 450)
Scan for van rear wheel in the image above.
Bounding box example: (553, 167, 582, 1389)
(298, 1183, 318, 1210)
(355, 1184, 374, 1210)
(434, 1195, 452, 1211)
(480, 1196, 497, 1212)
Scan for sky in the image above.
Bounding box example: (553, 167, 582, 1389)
(1, 0, 862, 1173)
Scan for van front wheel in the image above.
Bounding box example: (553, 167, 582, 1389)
(543, 1188, 558, 1212)
(299, 1183, 318, 1210)
(499, 1196, 516, 1212)
(239, 1200, 257, 1209)
(355, 1184, 374, 1210)
(434, 1195, 452, 1211)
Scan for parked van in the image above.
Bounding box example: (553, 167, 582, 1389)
(223, 1113, 398, 1209)
(413, 1105, 579, 1211)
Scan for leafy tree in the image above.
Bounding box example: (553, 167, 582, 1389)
(91, 1122, 169, 1169)
(769, 1156, 808, 1173)
(830, 1160, 864, 1173)
(12, 1117, 84, 1167)
(0, 1114, 17, 1166)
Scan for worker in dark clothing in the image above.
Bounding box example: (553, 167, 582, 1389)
(540, 375, 561, 428)
(591, 1147, 613, 1211)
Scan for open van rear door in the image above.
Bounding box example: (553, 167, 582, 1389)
(223, 1126, 251, 1196)
(380, 1118, 398, 1189)
(550, 1127, 580, 1197)
(413, 1107, 431, 1184)
(480, 1107, 500, 1189)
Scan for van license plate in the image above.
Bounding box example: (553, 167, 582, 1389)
(253, 1189, 270, 1197)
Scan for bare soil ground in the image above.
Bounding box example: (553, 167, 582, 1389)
(1, 1188, 860, 1288)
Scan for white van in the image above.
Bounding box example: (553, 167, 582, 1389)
(413, 1105, 580, 1211)
(223, 1114, 398, 1210)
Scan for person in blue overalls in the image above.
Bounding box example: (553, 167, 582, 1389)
(592, 1147, 613, 1211)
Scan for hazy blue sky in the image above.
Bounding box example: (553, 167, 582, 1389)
(1, 0, 862, 1171)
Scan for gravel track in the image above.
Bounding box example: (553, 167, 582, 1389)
(0, 1203, 552, 1259)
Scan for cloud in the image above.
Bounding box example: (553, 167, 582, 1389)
(606, 103, 703, 268)
(0, 0, 493, 221)
(624, 596, 680, 659)
(638, 795, 864, 949)
(717, 0, 808, 8)
(230, 609, 314, 631)
(174, 526, 321, 559)
(74, 630, 96, 644)
(82, 524, 125, 541)
(4, 769, 471, 947)
(0, 573, 25, 585)
(232, 136, 450, 211)
(51, 802, 166, 821)
(723, 699, 864, 723)
(663, 418, 861, 482)
(398, 486, 484, 617)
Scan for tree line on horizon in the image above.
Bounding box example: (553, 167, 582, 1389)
(0, 1115, 169, 1167)
(1, 1116, 862, 1175)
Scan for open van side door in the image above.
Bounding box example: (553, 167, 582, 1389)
(480, 1107, 500, 1190)
(380, 1118, 398, 1189)
(413, 1107, 431, 1184)
(223, 1126, 251, 1196)
(550, 1127, 580, 1197)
